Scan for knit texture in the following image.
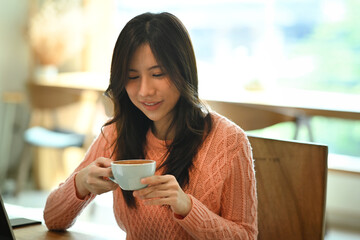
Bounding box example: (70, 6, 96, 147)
(44, 112, 258, 239)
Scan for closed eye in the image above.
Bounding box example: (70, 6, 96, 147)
(153, 73, 164, 77)
(128, 76, 139, 80)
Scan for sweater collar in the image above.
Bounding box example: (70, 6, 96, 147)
(146, 128, 172, 151)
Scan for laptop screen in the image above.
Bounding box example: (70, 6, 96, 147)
(0, 195, 15, 240)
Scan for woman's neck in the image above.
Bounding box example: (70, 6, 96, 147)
(152, 122, 175, 140)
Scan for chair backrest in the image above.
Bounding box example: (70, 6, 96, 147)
(0, 92, 25, 190)
(26, 82, 99, 136)
(205, 100, 297, 131)
(27, 82, 83, 110)
(248, 135, 328, 240)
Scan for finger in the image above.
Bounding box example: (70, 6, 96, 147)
(104, 181, 118, 191)
(89, 177, 118, 194)
(99, 167, 114, 178)
(142, 196, 173, 207)
(141, 174, 174, 185)
(89, 162, 113, 178)
(134, 183, 168, 198)
(141, 189, 174, 200)
(95, 178, 117, 190)
(134, 181, 179, 200)
(135, 175, 177, 197)
(95, 157, 113, 167)
(141, 191, 191, 217)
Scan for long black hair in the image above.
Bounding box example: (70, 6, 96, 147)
(104, 12, 212, 207)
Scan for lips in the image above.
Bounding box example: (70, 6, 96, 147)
(143, 102, 158, 106)
(141, 101, 162, 111)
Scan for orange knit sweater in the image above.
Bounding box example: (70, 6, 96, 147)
(44, 112, 258, 239)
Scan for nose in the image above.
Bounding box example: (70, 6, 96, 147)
(138, 76, 155, 97)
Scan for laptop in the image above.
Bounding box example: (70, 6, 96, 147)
(0, 194, 41, 240)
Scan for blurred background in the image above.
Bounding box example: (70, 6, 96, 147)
(0, 0, 359, 239)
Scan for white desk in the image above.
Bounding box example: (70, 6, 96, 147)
(200, 87, 360, 121)
(38, 72, 360, 121)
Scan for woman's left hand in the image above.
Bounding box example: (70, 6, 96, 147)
(133, 175, 192, 217)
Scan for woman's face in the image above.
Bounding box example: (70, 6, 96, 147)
(125, 44, 180, 138)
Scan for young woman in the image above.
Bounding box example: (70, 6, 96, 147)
(44, 12, 258, 239)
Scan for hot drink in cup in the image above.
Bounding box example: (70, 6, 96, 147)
(110, 159, 156, 191)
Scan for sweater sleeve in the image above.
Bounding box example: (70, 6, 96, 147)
(43, 127, 114, 230)
(174, 128, 258, 239)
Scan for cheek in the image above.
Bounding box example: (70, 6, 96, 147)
(169, 86, 181, 103)
(171, 90, 180, 103)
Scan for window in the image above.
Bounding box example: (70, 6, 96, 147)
(114, 0, 360, 157)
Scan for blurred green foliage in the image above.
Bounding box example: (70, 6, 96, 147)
(261, 0, 360, 157)
(248, 117, 360, 157)
(278, 0, 360, 94)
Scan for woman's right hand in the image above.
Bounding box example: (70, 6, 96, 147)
(75, 157, 118, 199)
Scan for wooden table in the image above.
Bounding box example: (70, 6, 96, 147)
(34, 72, 109, 92)
(44, 77, 360, 124)
(202, 86, 360, 142)
(200, 87, 360, 121)
(6, 203, 126, 240)
(38, 72, 360, 121)
(36, 73, 360, 143)
(13, 223, 122, 240)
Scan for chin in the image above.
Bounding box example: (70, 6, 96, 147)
(143, 112, 160, 122)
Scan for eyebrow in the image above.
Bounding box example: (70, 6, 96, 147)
(129, 65, 162, 72)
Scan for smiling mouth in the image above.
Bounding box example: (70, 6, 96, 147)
(141, 101, 162, 110)
(143, 102, 158, 106)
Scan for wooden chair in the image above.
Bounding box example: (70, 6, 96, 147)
(0, 92, 25, 191)
(205, 100, 297, 131)
(205, 100, 314, 141)
(248, 135, 328, 240)
(15, 82, 100, 193)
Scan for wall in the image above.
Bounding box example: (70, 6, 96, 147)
(327, 171, 360, 230)
(0, 0, 31, 92)
(0, 1, 32, 181)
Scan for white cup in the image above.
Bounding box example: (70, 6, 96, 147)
(110, 159, 156, 191)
